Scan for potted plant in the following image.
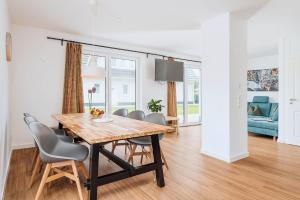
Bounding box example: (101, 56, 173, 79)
(147, 99, 164, 113)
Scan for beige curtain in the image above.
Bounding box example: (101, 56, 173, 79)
(167, 81, 177, 117)
(62, 42, 84, 114)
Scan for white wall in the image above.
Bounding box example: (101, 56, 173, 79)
(201, 13, 248, 163)
(0, 0, 11, 198)
(10, 24, 200, 148)
(247, 55, 278, 102)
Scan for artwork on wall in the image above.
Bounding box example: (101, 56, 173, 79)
(247, 68, 279, 91)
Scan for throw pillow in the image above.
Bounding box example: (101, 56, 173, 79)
(248, 105, 263, 116)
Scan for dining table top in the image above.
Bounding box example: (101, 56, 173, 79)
(52, 113, 172, 144)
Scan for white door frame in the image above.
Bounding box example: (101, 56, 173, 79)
(278, 38, 300, 145)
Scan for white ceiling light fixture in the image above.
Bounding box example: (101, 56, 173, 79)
(82, 55, 106, 79)
(81, 0, 106, 80)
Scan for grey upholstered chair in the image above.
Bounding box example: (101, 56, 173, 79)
(27, 121, 88, 200)
(113, 108, 128, 117)
(111, 108, 129, 154)
(127, 110, 145, 121)
(127, 113, 169, 169)
(23, 114, 75, 195)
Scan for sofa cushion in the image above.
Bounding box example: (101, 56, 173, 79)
(248, 119, 278, 130)
(253, 96, 269, 103)
(249, 102, 271, 117)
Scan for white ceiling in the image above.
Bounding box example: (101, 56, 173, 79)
(9, 0, 299, 58)
(248, 0, 300, 58)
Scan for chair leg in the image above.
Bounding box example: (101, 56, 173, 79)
(160, 148, 169, 170)
(30, 156, 42, 188)
(35, 163, 51, 200)
(31, 148, 39, 173)
(111, 141, 117, 154)
(79, 161, 88, 179)
(125, 143, 129, 154)
(71, 161, 84, 200)
(128, 144, 137, 165)
(273, 136, 277, 141)
(149, 146, 153, 160)
(140, 146, 145, 164)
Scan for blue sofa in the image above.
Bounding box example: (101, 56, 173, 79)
(248, 96, 278, 138)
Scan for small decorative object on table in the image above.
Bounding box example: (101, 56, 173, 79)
(147, 99, 164, 113)
(88, 86, 104, 118)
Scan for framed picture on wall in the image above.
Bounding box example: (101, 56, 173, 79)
(247, 68, 278, 91)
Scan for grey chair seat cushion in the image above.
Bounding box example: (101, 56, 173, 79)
(128, 134, 164, 146)
(40, 140, 89, 163)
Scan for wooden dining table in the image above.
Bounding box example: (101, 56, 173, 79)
(52, 113, 172, 200)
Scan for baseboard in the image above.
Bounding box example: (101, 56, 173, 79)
(201, 149, 249, 163)
(229, 152, 249, 162)
(201, 149, 231, 163)
(12, 143, 35, 150)
(0, 148, 12, 200)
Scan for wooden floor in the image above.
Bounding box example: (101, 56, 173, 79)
(4, 126, 300, 200)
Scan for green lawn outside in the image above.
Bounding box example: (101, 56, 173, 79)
(177, 104, 200, 115)
(85, 104, 200, 115)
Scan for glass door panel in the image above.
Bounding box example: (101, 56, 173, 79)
(110, 57, 136, 113)
(176, 82, 184, 123)
(186, 68, 201, 123)
(82, 55, 106, 112)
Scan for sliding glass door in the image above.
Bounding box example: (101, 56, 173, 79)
(176, 66, 201, 125)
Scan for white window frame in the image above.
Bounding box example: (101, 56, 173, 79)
(82, 49, 141, 114)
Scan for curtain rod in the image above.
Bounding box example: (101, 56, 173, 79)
(47, 36, 202, 63)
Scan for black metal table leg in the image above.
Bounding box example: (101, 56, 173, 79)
(151, 134, 165, 187)
(89, 143, 100, 200)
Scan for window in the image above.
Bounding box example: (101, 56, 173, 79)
(123, 84, 128, 95)
(82, 53, 137, 113)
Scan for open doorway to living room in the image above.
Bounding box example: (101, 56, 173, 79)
(247, 55, 279, 141)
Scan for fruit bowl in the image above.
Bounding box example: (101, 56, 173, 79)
(90, 107, 105, 118)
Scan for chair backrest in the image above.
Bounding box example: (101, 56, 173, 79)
(24, 116, 38, 125)
(144, 113, 166, 140)
(128, 110, 145, 120)
(144, 113, 166, 126)
(27, 120, 59, 156)
(113, 108, 128, 117)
